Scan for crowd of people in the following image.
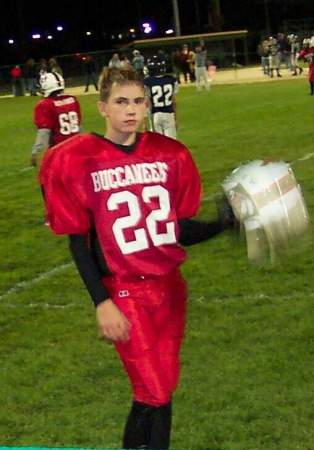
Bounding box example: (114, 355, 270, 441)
(10, 43, 214, 98)
(10, 57, 64, 97)
(257, 32, 314, 77)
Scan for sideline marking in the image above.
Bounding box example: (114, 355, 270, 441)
(20, 166, 34, 172)
(0, 262, 73, 301)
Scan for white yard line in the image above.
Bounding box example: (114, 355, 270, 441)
(0, 302, 77, 309)
(20, 166, 34, 172)
(0, 262, 73, 301)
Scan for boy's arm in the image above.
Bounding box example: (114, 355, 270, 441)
(69, 234, 130, 341)
(31, 128, 51, 166)
(178, 196, 236, 246)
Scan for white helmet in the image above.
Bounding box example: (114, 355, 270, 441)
(39, 72, 65, 97)
(222, 160, 310, 263)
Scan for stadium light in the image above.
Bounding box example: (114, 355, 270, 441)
(47, 35, 53, 40)
(165, 29, 174, 35)
(129, 28, 135, 33)
(141, 21, 155, 35)
(56, 26, 63, 31)
(86, 31, 92, 36)
(8, 39, 14, 44)
(32, 34, 41, 39)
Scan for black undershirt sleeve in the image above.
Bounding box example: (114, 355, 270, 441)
(178, 218, 224, 246)
(68, 234, 110, 307)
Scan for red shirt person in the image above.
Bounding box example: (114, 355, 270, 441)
(39, 67, 234, 450)
(31, 72, 81, 166)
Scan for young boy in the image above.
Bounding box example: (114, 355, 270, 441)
(39, 67, 234, 450)
(144, 55, 178, 139)
(31, 72, 81, 167)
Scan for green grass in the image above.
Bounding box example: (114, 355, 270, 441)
(1, 79, 314, 450)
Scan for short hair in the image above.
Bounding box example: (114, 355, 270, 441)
(99, 67, 144, 102)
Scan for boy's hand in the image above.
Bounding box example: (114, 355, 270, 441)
(96, 299, 131, 342)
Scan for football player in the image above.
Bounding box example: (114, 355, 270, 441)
(39, 67, 234, 450)
(299, 38, 314, 95)
(144, 55, 178, 139)
(30, 72, 81, 167)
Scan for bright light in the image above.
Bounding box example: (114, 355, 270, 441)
(8, 39, 14, 44)
(129, 28, 135, 33)
(32, 34, 41, 39)
(142, 21, 154, 35)
(57, 26, 63, 31)
(165, 29, 174, 35)
(86, 31, 92, 36)
(47, 35, 53, 40)
(118, 33, 123, 39)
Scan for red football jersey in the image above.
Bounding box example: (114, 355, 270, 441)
(34, 95, 81, 146)
(40, 132, 202, 278)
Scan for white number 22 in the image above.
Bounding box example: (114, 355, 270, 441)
(107, 185, 176, 254)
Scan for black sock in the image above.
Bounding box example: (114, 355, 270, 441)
(148, 402, 172, 450)
(311, 82, 314, 95)
(123, 401, 151, 449)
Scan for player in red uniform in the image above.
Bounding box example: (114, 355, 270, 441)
(31, 72, 81, 167)
(39, 67, 234, 449)
(299, 38, 314, 95)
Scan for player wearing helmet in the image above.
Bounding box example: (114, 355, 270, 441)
(144, 55, 178, 139)
(30, 72, 81, 167)
(299, 38, 314, 95)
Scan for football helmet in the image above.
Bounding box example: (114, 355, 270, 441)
(39, 72, 65, 97)
(222, 160, 310, 263)
(146, 55, 167, 76)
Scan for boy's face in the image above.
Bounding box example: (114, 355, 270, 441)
(98, 83, 147, 138)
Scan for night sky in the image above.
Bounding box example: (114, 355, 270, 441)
(1, 0, 314, 64)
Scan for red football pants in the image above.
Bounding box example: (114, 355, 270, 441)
(103, 269, 187, 407)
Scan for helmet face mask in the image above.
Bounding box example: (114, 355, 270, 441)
(39, 72, 65, 97)
(146, 56, 167, 76)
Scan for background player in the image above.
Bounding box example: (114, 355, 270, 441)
(299, 38, 314, 95)
(39, 67, 234, 450)
(144, 55, 178, 139)
(30, 72, 81, 167)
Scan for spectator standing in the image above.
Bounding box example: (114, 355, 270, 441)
(269, 37, 282, 78)
(180, 44, 191, 83)
(171, 48, 182, 83)
(194, 45, 211, 91)
(277, 33, 291, 70)
(132, 49, 145, 76)
(11, 65, 25, 96)
(49, 57, 63, 76)
(108, 53, 122, 69)
(288, 34, 303, 76)
(120, 54, 131, 69)
(25, 58, 38, 96)
(83, 55, 99, 93)
(257, 38, 270, 75)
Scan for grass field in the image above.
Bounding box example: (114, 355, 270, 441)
(1, 79, 314, 450)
